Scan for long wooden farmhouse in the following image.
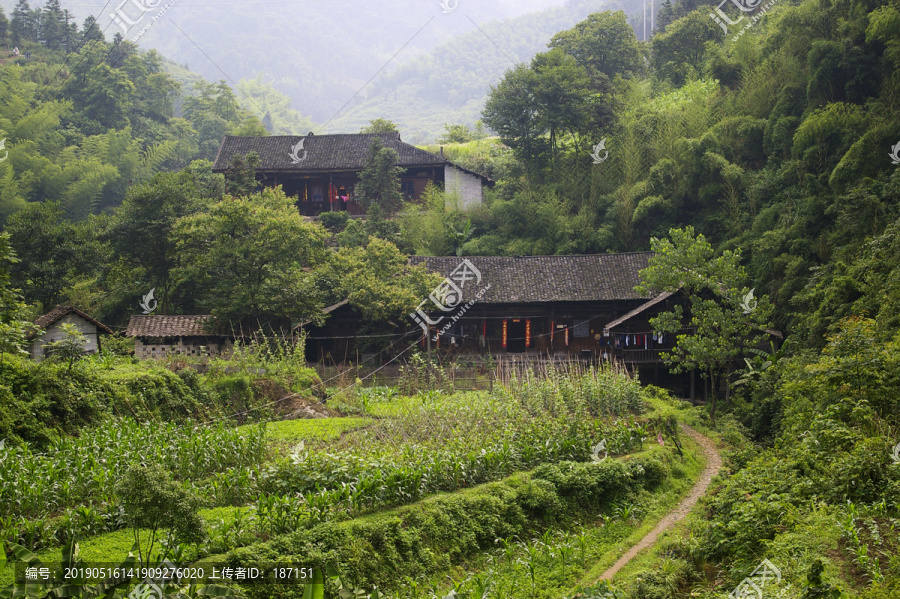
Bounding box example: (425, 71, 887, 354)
(212, 133, 492, 216)
(407, 253, 681, 360)
(304, 253, 697, 395)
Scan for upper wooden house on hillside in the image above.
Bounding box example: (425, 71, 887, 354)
(212, 133, 492, 216)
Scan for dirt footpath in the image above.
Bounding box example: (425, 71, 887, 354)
(596, 423, 723, 581)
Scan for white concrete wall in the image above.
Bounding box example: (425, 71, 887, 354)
(444, 165, 483, 210)
(31, 314, 100, 360)
(133, 337, 233, 360)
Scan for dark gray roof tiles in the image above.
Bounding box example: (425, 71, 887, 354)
(213, 133, 490, 183)
(409, 253, 655, 304)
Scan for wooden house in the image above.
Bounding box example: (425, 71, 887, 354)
(212, 133, 492, 216)
(125, 315, 234, 359)
(29, 306, 113, 361)
(405, 254, 680, 360)
(304, 253, 702, 396)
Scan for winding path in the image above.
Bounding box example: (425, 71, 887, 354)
(596, 423, 723, 581)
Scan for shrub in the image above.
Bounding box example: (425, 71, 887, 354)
(318, 211, 350, 232)
(624, 448, 671, 488)
(514, 478, 563, 523)
(531, 460, 637, 509)
(117, 463, 206, 565)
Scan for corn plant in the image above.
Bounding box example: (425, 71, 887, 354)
(0, 419, 266, 546)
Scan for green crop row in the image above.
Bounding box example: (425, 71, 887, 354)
(0, 419, 267, 549)
(219, 451, 673, 599)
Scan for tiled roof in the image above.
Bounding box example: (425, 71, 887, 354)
(32, 306, 113, 335)
(213, 133, 488, 177)
(409, 253, 655, 304)
(125, 315, 220, 337)
(603, 291, 675, 332)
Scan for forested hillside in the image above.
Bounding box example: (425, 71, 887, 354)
(423, 0, 900, 348)
(0, 0, 271, 220)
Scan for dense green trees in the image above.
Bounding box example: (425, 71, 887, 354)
(0, 4, 269, 225)
(5, 202, 92, 310)
(173, 187, 327, 327)
(469, 0, 900, 350)
(0, 232, 31, 358)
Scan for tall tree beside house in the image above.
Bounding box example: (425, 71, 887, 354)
(321, 237, 442, 325)
(636, 227, 774, 423)
(106, 171, 214, 316)
(482, 64, 548, 171)
(355, 140, 405, 216)
(172, 187, 328, 327)
(5, 202, 90, 311)
(224, 152, 260, 197)
(182, 80, 268, 161)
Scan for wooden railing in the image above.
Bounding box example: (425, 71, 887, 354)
(617, 348, 667, 363)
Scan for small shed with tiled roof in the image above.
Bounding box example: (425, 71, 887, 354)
(212, 133, 492, 215)
(125, 315, 234, 360)
(29, 306, 113, 361)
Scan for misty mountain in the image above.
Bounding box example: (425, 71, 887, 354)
(4, 0, 655, 141)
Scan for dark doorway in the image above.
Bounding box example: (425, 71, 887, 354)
(507, 319, 526, 353)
